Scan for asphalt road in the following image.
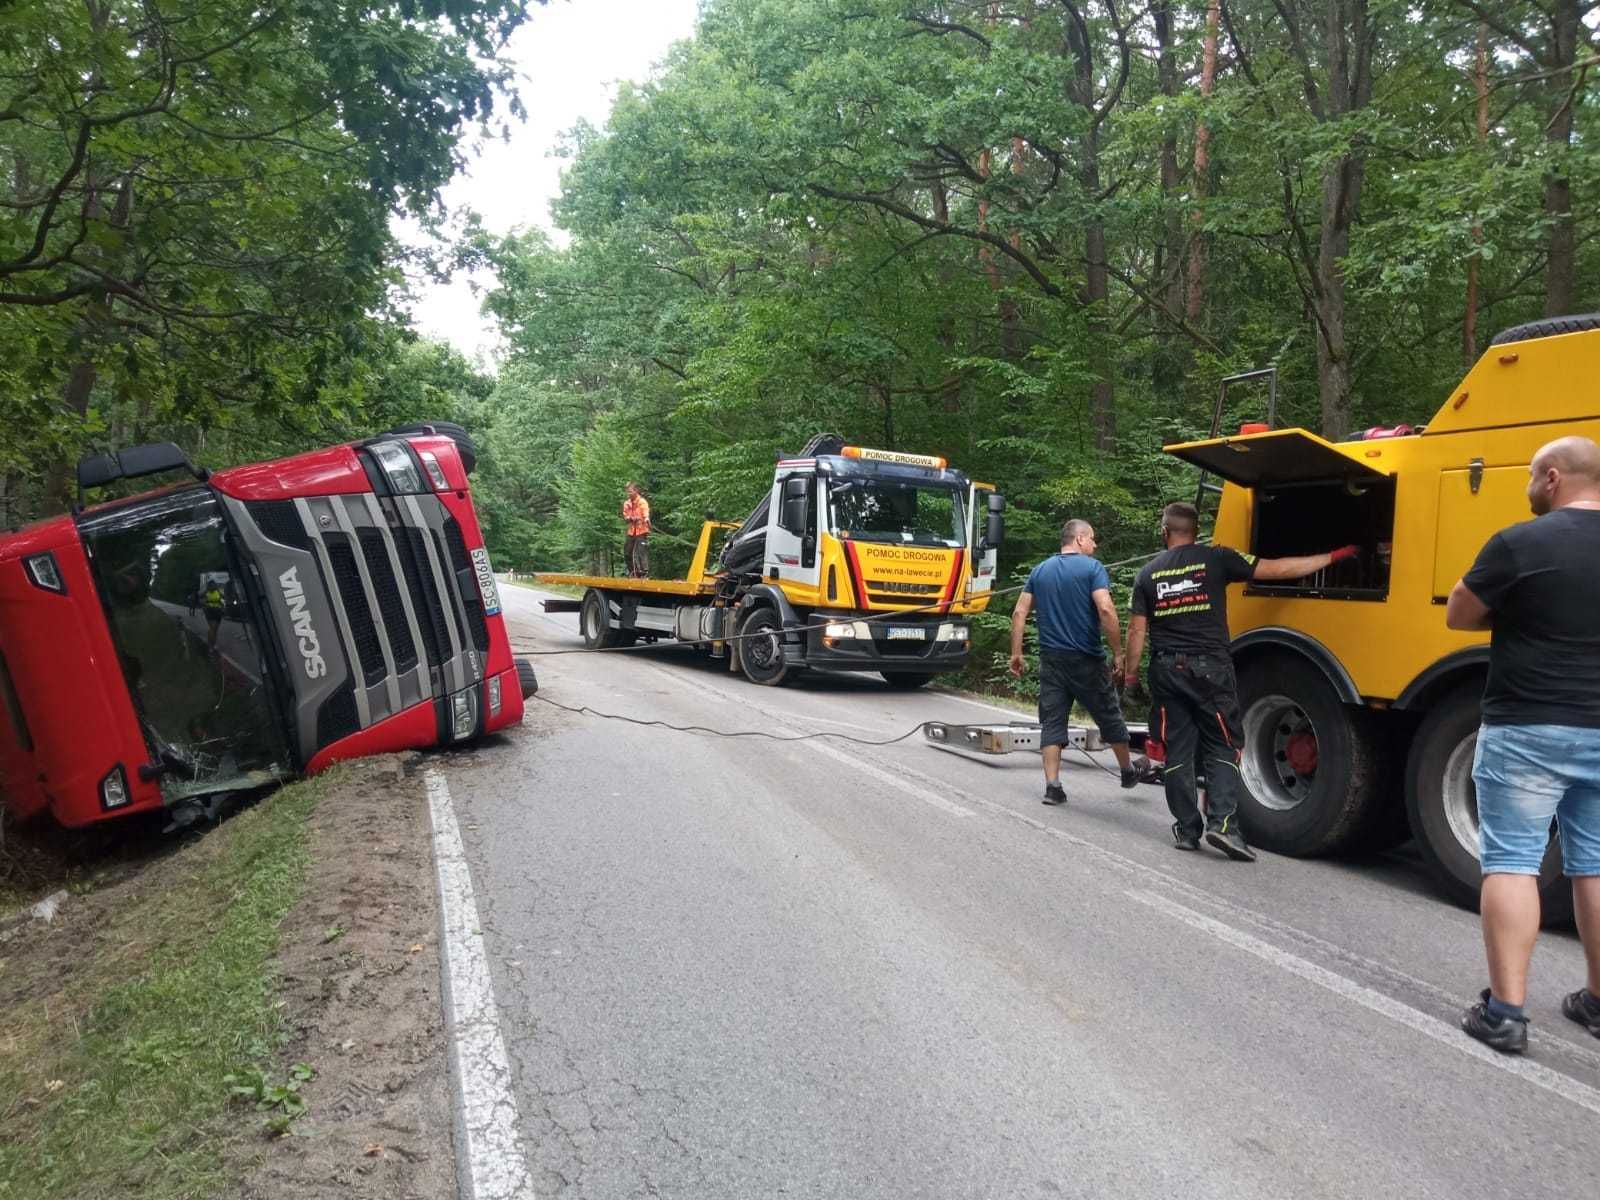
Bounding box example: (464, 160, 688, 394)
(440, 582, 1600, 1199)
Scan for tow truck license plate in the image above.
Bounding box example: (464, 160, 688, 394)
(886, 626, 926, 640)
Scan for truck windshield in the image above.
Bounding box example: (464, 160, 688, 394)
(828, 479, 967, 547)
(80, 489, 293, 801)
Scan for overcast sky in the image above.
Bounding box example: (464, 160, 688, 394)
(402, 0, 702, 364)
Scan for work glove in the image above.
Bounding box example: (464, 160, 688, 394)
(1329, 544, 1361, 563)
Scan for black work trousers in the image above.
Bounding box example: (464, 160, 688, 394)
(624, 534, 650, 578)
(1149, 651, 1246, 838)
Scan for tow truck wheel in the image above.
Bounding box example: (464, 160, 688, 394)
(581, 589, 622, 650)
(880, 672, 933, 689)
(1235, 656, 1382, 856)
(1405, 684, 1573, 925)
(738, 606, 791, 686)
(516, 657, 538, 698)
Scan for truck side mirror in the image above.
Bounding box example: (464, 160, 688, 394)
(781, 494, 809, 535)
(983, 492, 1005, 549)
(116, 442, 202, 481)
(985, 511, 1005, 549)
(779, 476, 811, 536)
(76, 453, 121, 492)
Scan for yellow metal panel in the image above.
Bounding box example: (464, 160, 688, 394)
(1423, 324, 1600, 435)
(532, 573, 712, 597)
(1431, 465, 1530, 599)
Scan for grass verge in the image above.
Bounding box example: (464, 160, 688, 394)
(0, 771, 334, 1199)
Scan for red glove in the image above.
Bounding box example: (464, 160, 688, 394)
(1329, 544, 1360, 563)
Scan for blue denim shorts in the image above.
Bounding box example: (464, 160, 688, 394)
(1472, 723, 1600, 877)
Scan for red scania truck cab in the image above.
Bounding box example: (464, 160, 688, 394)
(0, 429, 534, 828)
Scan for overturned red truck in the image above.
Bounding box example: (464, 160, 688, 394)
(0, 424, 535, 829)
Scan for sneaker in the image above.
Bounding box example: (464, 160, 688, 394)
(1204, 818, 1257, 862)
(1120, 766, 1139, 790)
(1462, 989, 1529, 1054)
(1042, 783, 1067, 806)
(1172, 823, 1200, 851)
(1562, 988, 1600, 1037)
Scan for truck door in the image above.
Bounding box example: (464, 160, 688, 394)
(1432, 461, 1528, 601)
(765, 471, 822, 593)
(968, 483, 999, 598)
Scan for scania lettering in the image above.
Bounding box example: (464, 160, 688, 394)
(278, 566, 327, 679)
(535, 434, 1005, 688)
(0, 424, 537, 830)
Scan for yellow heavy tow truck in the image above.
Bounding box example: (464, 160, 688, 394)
(536, 435, 1006, 687)
(926, 314, 1600, 917)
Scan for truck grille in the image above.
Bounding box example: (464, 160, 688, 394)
(240, 492, 484, 755)
(357, 528, 417, 673)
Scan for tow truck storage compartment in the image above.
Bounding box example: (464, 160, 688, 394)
(1167, 429, 1396, 599)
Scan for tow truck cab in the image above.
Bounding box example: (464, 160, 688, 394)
(0, 431, 528, 829)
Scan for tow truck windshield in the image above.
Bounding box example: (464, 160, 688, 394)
(827, 479, 967, 548)
(80, 489, 293, 801)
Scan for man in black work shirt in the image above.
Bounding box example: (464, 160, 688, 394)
(1124, 502, 1357, 860)
(1447, 435, 1600, 1055)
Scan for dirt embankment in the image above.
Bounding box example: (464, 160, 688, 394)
(1, 755, 460, 1199)
(234, 753, 457, 1199)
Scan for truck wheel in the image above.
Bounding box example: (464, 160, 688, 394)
(516, 657, 538, 698)
(738, 607, 791, 686)
(580, 589, 622, 650)
(1235, 656, 1382, 856)
(880, 672, 933, 689)
(385, 420, 477, 475)
(1404, 685, 1573, 924)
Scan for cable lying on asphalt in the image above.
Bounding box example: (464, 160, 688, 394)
(528, 693, 933, 746)
(529, 694, 1144, 783)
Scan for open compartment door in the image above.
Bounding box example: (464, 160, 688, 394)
(1164, 429, 1389, 488)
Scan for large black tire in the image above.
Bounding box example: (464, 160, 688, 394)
(880, 671, 934, 689)
(1404, 685, 1573, 924)
(516, 657, 538, 699)
(580, 589, 622, 650)
(738, 606, 792, 686)
(1489, 312, 1600, 346)
(385, 420, 477, 475)
(1234, 656, 1383, 856)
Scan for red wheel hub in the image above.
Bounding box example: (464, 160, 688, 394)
(1285, 731, 1319, 775)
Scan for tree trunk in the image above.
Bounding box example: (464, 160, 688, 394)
(1083, 147, 1116, 452)
(1464, 23, 1488, 369)
(1154, 0, 1184, 322)
(1314, 162, 1361, 440)
(1186, 0, 1221, 325)
(1542, 0, 1579, 317)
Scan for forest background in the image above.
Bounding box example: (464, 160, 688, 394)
(4, 0, 1598, 690)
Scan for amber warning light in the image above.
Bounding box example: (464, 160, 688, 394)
(842, 446, 947, 469)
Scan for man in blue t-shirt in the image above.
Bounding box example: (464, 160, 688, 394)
(1010, 520, 1137, 805)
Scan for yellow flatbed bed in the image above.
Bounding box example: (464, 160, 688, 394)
(532, 573, 713, 598)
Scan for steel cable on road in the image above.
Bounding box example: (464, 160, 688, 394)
(527, 692, 935, 746)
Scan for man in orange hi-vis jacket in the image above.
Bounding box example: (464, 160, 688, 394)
(621, 482, 651, 578)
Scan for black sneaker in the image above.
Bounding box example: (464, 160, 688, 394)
(1205, 818, 1257, 862)
(1562, 988, 1600, 1038)
(1172, 823, 1200, 851)
(1042, 783, 1067, 806)
(1462, 989, 1529, 1054)
(1120, 766, 1139, 790)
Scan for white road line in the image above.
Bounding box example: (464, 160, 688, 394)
(426, 768, 537, 1200)
(1128, 887, 1600, 1116)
